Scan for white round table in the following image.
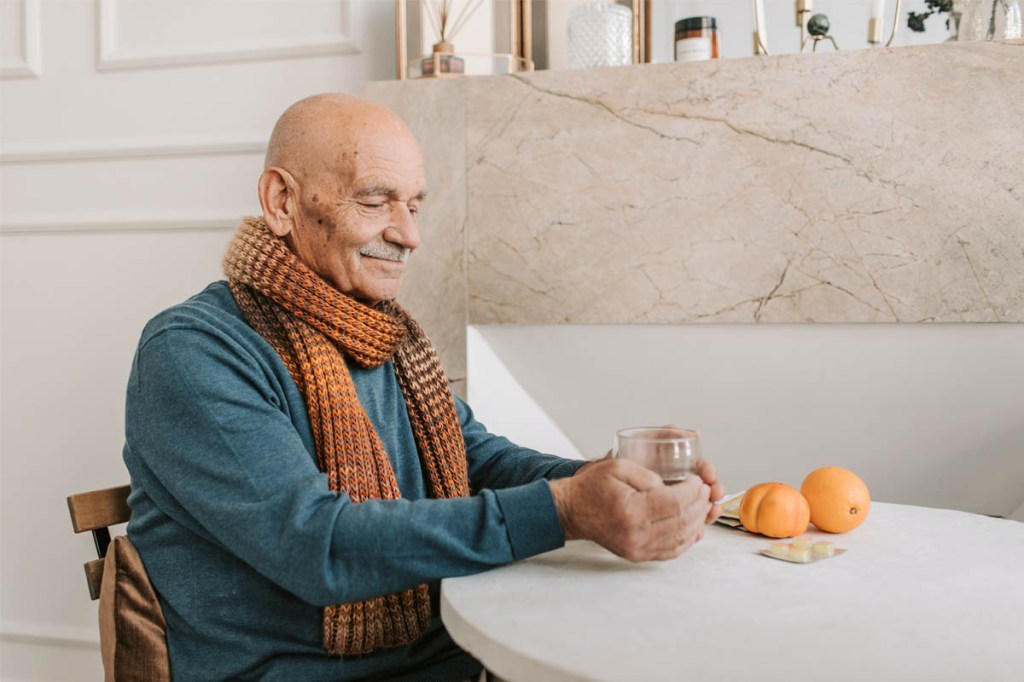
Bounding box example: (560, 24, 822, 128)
(441, 503, 1024, 682)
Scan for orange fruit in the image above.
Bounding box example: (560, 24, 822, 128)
(800, 467, 871, 533)
(739, 482, 810, 539)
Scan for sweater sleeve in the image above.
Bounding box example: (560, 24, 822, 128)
(457, 397, 586, 491)
(125, 326, 567, 607)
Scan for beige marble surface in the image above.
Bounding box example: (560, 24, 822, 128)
(366, 40, 1024, 379)
(366, 78, 469, 394)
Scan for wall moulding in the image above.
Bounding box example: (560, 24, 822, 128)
(0, 213, 240, 236)
(0, 0, 42, 79)
(96, 0, 360, 71)
(0, 135, 267, 165)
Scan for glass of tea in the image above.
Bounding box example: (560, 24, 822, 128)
(613, 426, 701, 484)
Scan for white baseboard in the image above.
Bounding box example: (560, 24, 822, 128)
(0, 618, 99, 647)
(0, 620, 99, 648)
(0, 621, 102, 682)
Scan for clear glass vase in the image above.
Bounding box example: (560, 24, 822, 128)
(567, 0, 633, 69)
(958, 0, 1023, 40)
(946, 0, 965, 40)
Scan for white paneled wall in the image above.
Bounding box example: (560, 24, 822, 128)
(95, 0, 359, 70)
(0, 1, 393, 679)
(0, 0, 42, 78)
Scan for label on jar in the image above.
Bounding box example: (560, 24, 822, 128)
(675, 37, 713, 62)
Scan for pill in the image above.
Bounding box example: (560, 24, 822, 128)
(813, 541, 835, 557)
(787, 546, 812, 562)
(791, 537, 813, 549)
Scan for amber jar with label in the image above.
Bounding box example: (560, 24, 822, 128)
(674, 16, 719, 62)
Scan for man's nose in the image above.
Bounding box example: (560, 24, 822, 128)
(385, 204, 421, 250)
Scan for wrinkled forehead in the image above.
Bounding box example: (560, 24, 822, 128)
(311, 109, 421, 169)
(320, 122, 425, 190)
(270, 97, 421, 173)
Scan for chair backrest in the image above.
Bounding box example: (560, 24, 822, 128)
(67, 484, 131, 600)
(68, 484, 171, 680)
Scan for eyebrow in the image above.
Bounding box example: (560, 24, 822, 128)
(354, 184, 427, 202)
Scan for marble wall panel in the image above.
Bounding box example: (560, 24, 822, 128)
(462, 41, 1023, 324)
(368, 41, 1024, 384)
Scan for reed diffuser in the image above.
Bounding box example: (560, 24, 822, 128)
(421, 0, 486, 76)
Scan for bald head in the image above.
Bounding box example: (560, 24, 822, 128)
(264, 93, 417, 179)
(257, 93, 426, 304)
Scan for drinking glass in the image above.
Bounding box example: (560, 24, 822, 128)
(612, 427, 700, 484)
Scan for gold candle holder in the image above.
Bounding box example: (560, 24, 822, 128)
(796, 0, 813, 49)
(796, 0, 813, 27)
(886, 0, 903, 47)
(869, 0, 903, 46)
(868, 16, 883, 44)
(753, 0, 769, 55)
(749, 0, 902, 58)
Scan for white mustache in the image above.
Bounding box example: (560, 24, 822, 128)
(359, 244, 410, 262)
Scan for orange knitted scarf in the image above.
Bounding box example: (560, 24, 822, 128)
(223, 217, 470, 656)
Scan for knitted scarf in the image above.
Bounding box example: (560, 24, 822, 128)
(222, 217, 470, 656)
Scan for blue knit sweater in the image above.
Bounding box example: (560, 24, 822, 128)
(123, 281, 583, 681)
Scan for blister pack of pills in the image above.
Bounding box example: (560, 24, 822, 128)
(760, 537, 845, 563)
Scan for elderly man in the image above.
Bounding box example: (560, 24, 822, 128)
(123, 93, 724, 681)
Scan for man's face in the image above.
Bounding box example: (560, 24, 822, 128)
(286, 128, 426, 305)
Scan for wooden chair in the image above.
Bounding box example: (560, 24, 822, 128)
(68, 484, 171, 681)
(67, 484, 132, 600)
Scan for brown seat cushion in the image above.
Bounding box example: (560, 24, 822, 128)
(98, 535, 171, 681)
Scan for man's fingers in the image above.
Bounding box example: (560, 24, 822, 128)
(693, 459, 717, 487)
(571, 458, 719, 563)
(606, 458, 665, 492)
(692, 459, 726, 505)
(640, 491, 711, 551)
(640, 478, 705, 522)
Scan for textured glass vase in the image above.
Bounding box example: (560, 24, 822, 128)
(567, 0, 632, 69)
(958, 0, 1023, 40)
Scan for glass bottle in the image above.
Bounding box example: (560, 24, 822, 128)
(567, 0, 633, 69)
(958, 0, 1023, 40)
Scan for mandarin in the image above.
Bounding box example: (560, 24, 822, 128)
(800, 466, 871, 533)
(739, 482, 810, 539)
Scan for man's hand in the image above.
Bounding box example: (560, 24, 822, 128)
(550, 459, 715, 562)
(693, 458, 726, 525)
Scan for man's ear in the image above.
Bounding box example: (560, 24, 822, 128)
(258, 168, 299, 237)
